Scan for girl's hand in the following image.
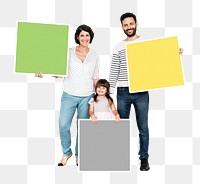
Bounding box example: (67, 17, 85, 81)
(35, 72, 43, 78)
(91, 115, 97, 124)
(115, 114, 120, 123)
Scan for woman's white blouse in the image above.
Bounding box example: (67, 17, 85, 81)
(63, 47, 100, 96)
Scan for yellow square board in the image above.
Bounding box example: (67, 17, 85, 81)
(126, 36, 184, 93)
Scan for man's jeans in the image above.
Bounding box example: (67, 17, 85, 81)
(59, 92, 93, 158)
(117, 87, 149, 159)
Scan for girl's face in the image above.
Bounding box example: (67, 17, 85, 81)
(96, 86, 107, 96)
(77, 30, 91, 47)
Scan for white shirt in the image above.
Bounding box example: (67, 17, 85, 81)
(88, 97, 114, 119)
(63, 47, 100, 96)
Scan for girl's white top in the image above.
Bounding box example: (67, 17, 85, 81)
(88, 96, 114, 119)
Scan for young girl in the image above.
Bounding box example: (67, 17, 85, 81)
(89, 79, 120, 123)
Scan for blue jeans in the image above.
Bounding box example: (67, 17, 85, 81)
(59, 92, 93, 158)
(117, 87, 149, 160)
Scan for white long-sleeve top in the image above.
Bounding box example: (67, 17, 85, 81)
(63, 47, 100, 96)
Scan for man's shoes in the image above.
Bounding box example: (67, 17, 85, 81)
(140, 159, 150, 171)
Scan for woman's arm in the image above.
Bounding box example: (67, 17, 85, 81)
(92, 56, 100, 87)
(93, 78, 99, 87)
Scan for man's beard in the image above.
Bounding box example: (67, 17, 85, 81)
(124, 27, 137, 37)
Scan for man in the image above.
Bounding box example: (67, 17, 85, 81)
(109, 12, 183, 171)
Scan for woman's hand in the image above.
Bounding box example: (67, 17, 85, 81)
(35, 72, 43, 78)
(35, 72, 61, 78)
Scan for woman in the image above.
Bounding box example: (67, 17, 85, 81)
(36, 24, 99, 166)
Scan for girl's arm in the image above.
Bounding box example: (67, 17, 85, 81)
(110, 102, 120, 123)
(89, 104, 97, 123)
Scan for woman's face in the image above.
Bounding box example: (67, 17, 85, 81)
(77, 30, 91, 47)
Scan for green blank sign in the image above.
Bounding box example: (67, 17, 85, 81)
(16, 22, 69, 75)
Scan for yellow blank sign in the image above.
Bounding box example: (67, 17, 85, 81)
(126, 36, 184, 93)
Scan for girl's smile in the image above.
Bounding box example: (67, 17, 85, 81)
(96, 86, 107, 96)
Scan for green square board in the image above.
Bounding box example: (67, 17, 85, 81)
(15, 22, 69, 75)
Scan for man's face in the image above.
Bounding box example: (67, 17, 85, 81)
(122, 17, 137, 37)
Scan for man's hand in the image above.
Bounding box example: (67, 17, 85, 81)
(179, 48, 184, 55)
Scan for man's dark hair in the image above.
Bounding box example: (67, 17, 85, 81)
(74, 24, 94, 44)
(120, 12, 137, 24)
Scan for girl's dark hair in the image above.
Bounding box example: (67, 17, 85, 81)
(93, 79, 113, 106)
(120, 12, 137, 24)
(74, 24, 94, 44)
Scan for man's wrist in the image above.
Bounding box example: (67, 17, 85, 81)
(110, 87, 115, 94)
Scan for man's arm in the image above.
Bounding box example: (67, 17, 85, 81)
(109, 52, 120, 94)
